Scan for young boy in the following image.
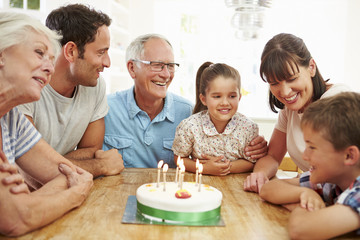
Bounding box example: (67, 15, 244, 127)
(259, 91, 360, 240)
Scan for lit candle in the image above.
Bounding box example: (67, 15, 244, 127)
(180, 164, 185, 189)
(195, 159, 199, 186)
(175, 156, 180, 183)
(198, 163, 203, 192)
(157, 160, 164, 188)
(163, 164, 168, 191)
(177, 158, 183, 187)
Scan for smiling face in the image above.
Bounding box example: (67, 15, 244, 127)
(200, 76, 241, 133)
(72, 25, 111, 87)
(131, 38, 174, 103)
(269, 60, 315, 113)
(302, 125, 347, 185)
(0, 30, 55, 103)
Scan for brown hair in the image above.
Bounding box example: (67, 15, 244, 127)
(260, 33, 328, 113)
(193, 62, 241, 114)
(301, 91, 360, 151)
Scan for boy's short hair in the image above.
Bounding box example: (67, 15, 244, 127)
(301, 91, 360, 151)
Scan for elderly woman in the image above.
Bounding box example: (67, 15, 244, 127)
(0, 12, 93, 237)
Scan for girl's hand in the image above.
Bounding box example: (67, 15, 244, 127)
(200, 154, 231, 176)
(0, 151, 30, 194)
(299, 188, 325, 211)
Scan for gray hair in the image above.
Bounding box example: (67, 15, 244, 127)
(125, 33, 172, 63)
(0, 11, 61, 57)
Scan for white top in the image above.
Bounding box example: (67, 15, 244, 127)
(275, 84, 351, 171)
(18, 77, 108, 155)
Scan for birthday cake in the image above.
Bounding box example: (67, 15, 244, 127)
(136, 182, 222, 224)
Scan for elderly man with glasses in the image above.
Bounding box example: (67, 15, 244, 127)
(103, 34, 192, 168)
(103, 33, 268, 168)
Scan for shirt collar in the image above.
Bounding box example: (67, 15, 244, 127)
(126, 86, 175, 122)
(201, 111, 238, 136)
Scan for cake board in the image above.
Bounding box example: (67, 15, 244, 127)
(121, 195, 225, 226)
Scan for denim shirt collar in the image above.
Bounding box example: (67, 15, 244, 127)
(126, 86, 175, 123)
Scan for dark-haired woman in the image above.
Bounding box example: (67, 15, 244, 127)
(244, 33, 350, 193)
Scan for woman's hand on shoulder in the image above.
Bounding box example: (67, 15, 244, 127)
(245, 135, 268, 160)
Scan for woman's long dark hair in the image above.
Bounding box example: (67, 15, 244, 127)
(260, 33, 328, 113)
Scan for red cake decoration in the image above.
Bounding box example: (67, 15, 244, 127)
(175, 189, 192, 199)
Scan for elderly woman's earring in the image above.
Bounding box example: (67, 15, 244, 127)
(0, 58, 4, 66)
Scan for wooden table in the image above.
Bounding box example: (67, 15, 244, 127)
(0, 168, 296, 239)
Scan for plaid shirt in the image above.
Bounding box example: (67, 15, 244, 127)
(300, 171, 360, 234)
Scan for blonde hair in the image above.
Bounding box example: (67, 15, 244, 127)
(0, 11, 61, 57)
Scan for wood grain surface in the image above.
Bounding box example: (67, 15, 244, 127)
(0, 168, 328, 240)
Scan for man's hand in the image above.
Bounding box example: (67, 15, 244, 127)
(95, 149, 124, 176)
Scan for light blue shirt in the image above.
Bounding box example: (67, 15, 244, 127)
(103, 87, 193, 168)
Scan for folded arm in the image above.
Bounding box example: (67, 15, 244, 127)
(26, 116, 124, 177)
(0, 147, 93, 237)
(288, 204, 360, 240)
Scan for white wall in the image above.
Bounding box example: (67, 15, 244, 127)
(1, 0, 358, 142)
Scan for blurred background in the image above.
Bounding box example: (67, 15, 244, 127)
(1, 0, 359, 140)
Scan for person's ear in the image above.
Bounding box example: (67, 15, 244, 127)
(199, 93, 207, 106)
(344, 146, 360, 166)
(309, 58, 317, 77)
(127, 60, 136, 79)
(63, 41, 78, 63)
(238, 93, 242, 102)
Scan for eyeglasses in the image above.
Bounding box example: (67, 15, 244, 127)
(132, 59, 180, 73)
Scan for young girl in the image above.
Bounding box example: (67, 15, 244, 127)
(172, 62, 259, 176)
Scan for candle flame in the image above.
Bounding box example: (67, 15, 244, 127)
(157, 160, 164, 168)
(198, 163, 203, 174)
(163, 164, 168, 172)
(177, 156, 180, 166)
(196, 159, 199, 169)
(180, 163, 185, 173)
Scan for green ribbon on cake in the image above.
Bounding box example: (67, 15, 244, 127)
(137, 201, 220, 222)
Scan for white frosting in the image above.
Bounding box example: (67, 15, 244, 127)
(136, 182, 222, 212)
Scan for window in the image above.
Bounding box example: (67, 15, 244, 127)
(10, 0, 40, 10)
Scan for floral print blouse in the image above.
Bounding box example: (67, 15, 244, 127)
(172, 111, 259, 163)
